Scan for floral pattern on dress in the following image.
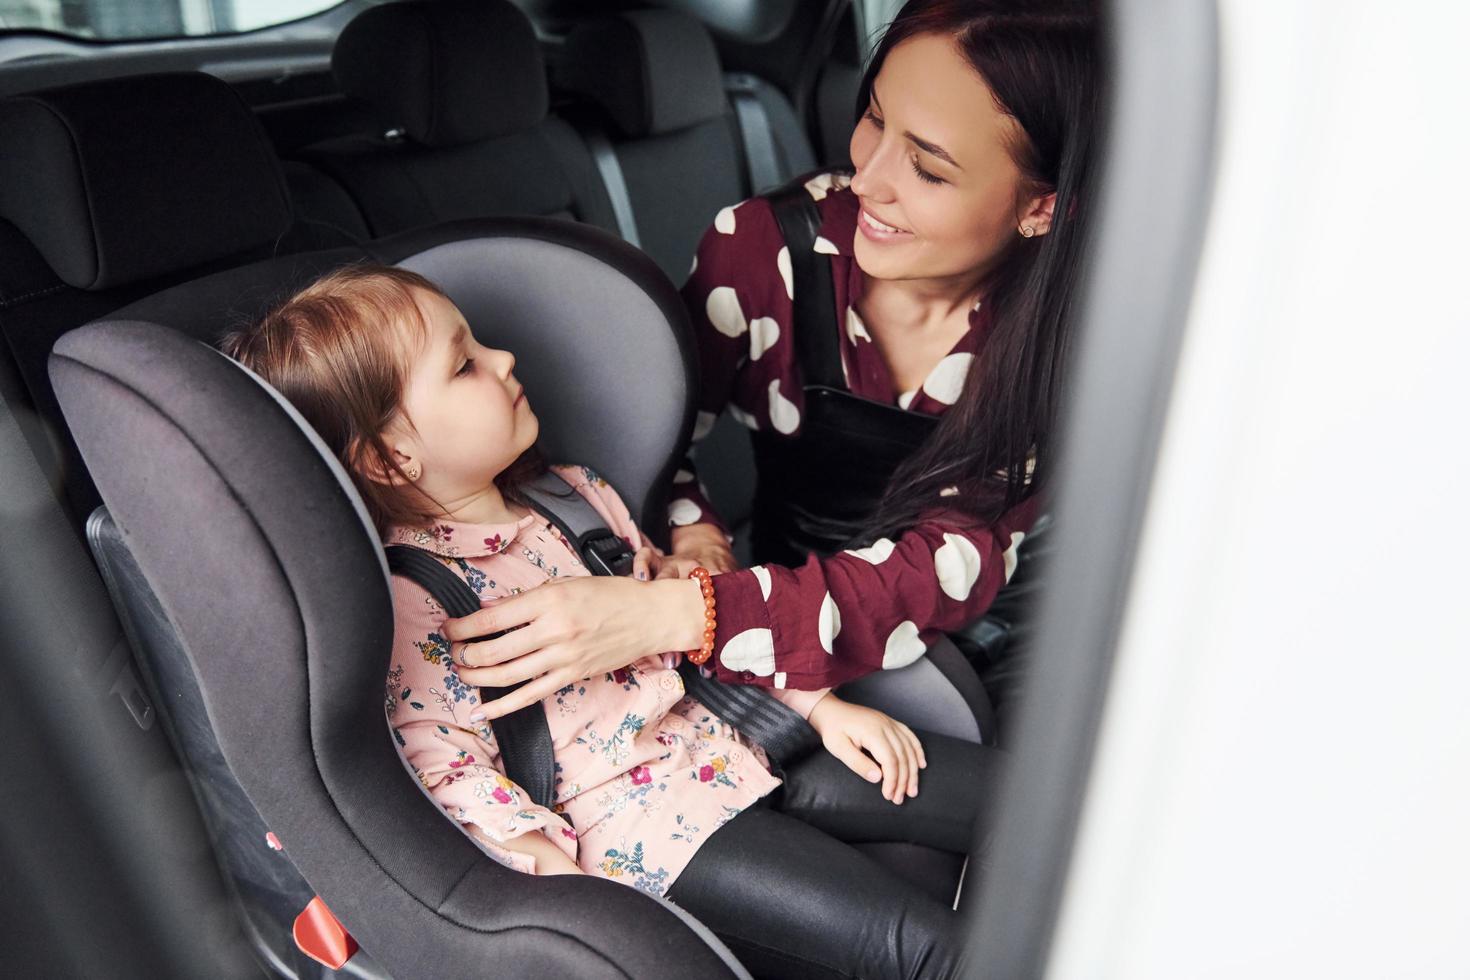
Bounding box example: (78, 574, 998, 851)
(383, 465, 822, 895)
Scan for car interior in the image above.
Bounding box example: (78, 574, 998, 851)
(0, 1, 1117, 977)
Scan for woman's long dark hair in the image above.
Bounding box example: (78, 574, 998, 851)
(857, 0, 1102, 539)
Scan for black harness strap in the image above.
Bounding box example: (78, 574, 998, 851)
(384, 545, 559, 808)
(386, 470, 820, 813)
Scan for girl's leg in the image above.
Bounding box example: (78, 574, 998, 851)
(774, 728, 1008, 857)
(665, 804, 960, 980)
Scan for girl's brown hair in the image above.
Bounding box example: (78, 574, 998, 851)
(222, 263, 541, 534)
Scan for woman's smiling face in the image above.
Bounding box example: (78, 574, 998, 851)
(848, 31, 1051, 287)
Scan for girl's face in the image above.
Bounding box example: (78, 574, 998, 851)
(848, 32, 1054, 288)
(385, 288, 538, 502)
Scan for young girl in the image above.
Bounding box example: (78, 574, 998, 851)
(226, 264, 995, 977)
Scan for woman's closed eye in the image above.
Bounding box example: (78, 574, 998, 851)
(455, 357, 474, 377)
(909, 155, 945, 186)
(865, 106, 946, 186)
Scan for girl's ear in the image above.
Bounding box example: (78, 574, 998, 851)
(1019, 190, 1058, 238)
(351, 436, 419, 487)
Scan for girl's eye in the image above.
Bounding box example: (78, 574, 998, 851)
(863, 107, 883, 130)
(456, 358, 474, 377)
(909, 155, 945, 186)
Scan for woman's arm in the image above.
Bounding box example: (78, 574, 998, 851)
(667, 198, 796, 572)
(704, 497, 1044, 690)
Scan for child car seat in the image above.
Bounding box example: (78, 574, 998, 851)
(50, 218, 988, 976)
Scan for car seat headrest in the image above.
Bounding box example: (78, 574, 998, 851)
(100, 219, 695, 546)
(332, 0, 549, 148)
(561, 9, 728, 138)
(0, 72, 292, 291)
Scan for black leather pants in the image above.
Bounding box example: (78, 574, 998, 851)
(665, 730, 1006, 980)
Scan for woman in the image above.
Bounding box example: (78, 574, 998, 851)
(446, 0, 1100, 724)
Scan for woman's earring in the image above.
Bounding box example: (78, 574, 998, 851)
(1019, 224, 1036, 238)
(404, 462, 421, 481)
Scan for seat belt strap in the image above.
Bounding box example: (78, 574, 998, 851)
(726, 74, 784, 196)
(523, 470, 820, 767)
(384, 545, 559, 808)
(581, 127, 642, 247)
(765, 175, 845, 389)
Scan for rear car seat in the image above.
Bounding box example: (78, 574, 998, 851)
(556, 8, 817, 559)
(0, 70, 332, 526)
(290, 0, 619, 240)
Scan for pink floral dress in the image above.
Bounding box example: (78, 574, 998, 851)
(384, 464, 827, 895)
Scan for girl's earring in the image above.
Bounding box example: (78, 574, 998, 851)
(1019, 224, 1036, 238)
(404, 462, 421, 481)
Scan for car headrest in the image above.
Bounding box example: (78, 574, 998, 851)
(332, 0, 548, 148)
(561, 9, 728, 138)
(0, 72, 292, 291)
(98, 219, 695, 547)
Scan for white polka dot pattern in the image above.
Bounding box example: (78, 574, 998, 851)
(668, 498, 703, 526)
(934, 533, 982, 601)
(692, 411, 717, 441)
(720, 628, 777, 676)
(846, 308, 871, 344)
(749, 316, 780, 361)
(776, 246, 793, 300)
(814, 235, 839, 255)
(845, 537, 896, 564)
(714, 205, 738, 234)
(921, 352, 974, 406)
(750, 565, 773, 601)
(1002, 530, 1026, 583)
(673, 469, 695, 484)
(818, 592, 841, 654)
(767, 379, 800, 434)
(706, 286, 747, 338)
(882, 621, 926, 669)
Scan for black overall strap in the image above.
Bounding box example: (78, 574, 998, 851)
(525, 470, 821, 769)
(384, 545, 558, 808)
(766, 176, 844, 389)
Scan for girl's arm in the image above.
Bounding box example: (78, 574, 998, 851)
(468, 825, 584, 875)
(389, 582, 579, 874)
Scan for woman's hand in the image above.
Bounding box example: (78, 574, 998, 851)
(446, 575, 708, 720)
(670, 521, 740, 575)
(807, 696, 927, 805)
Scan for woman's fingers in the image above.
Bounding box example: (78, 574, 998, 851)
(441, 590, 540, 643)
(470, 666, 573, 721)
(456, 638, 565, 689)
(631, 546, 659, 581)
(654, 556, 700, 581)
(451, 615, 554, 670)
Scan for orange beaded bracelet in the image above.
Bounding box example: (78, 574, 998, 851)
(685, 566, 717, 665)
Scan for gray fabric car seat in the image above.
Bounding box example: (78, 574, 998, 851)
(50, 218, 754, 979)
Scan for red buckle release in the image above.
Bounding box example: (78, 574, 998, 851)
(293, 896, 359, 969)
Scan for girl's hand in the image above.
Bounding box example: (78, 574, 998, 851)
(807, 696, 927, 805)
(669, 522, 740, 575)
(446, 575, 707, 720)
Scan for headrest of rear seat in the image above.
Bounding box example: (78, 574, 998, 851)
(0, 72, 292, 291)
(561, 9, 728, 139)
(332, 0, 548, 148)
